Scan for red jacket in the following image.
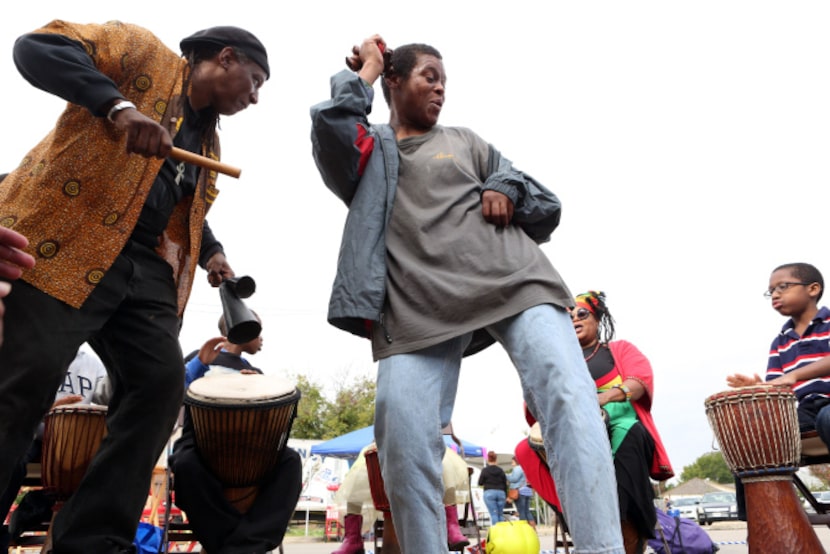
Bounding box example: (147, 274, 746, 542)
(524, 339, 673, 481)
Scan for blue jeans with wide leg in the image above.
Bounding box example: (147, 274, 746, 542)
(483, 489, 507, 525)
(375, 304, 624, 554)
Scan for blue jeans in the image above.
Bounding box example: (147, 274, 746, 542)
(515, 494, 533, 522)
(376, 304, 623, 554)
(483, 489, 506, 525)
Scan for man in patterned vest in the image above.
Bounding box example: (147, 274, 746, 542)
(0, 21, 269, 553)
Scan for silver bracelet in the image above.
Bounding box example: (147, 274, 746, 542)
(107, 100, 137, 123)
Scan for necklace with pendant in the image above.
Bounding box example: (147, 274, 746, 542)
(583, 342, 601, 363)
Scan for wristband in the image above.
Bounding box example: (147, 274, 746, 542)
(107, 100, 136, 123)
(612, 383, 632, 401)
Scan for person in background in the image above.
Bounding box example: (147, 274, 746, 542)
(515, 291, 673, 554)
(0, 20, 269, 552)
(183, 312, 263, 383)
(478, 451, 508, 526)
(507, 456, 534, 527)
(170, 313, 302, 554)
(310, 34, 623, 554)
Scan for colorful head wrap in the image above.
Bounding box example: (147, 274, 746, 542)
(574, 290, 605, 315)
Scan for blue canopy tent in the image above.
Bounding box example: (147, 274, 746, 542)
(310, 425, 484, 460)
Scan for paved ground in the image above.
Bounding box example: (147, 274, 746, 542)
(162, 520, 830, 553)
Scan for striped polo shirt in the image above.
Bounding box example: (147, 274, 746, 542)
(767, 306, 830, 401)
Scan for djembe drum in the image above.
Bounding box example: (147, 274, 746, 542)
(184, 373, 300, 514)
(41, 403, 108, 500)
(705, 386, 824, 554)
(40, 403, 108, 553)
(364, 444, 401, 554)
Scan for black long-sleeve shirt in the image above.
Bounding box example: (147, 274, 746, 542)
(13, 32, 223, 266)
(478, 464, 508, 491)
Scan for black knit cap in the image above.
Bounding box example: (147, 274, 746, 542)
(180, 26, 270, 79)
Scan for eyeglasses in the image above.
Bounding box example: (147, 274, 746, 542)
(763, 282, 811, 298)
(570, 307, 591, 321)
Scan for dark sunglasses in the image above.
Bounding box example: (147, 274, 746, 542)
(570, 307, 591, 321)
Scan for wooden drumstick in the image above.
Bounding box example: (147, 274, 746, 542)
(170, 147, 242, 179)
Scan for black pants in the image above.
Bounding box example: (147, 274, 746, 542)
(170, 419, 302, 554)
(0, 240, 185, 554)
(614, 422, 657, 539)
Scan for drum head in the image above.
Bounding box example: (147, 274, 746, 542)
(48, 403, 108, 416)
(186, 373, 297, 405)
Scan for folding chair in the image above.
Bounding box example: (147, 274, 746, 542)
(550, 504, 573, 554)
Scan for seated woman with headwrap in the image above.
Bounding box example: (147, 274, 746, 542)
(514, 291, 673, 554)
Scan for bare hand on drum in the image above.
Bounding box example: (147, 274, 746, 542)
(197, 336, 228, 365)
(726, 373, 763, 388)
(52, 394, 84, 408)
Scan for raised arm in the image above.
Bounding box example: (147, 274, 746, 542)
(310, 36, 389, 206)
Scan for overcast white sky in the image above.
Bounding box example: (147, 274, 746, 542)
(2, 1, 829, 481)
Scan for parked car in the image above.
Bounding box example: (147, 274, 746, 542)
(673, 496, 702, 521)
(696, 491, 738, 525)
(803, 490, 830, 513)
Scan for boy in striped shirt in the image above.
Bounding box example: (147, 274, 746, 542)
(728, 262, 830, 439)
(727, 262, 830, 520)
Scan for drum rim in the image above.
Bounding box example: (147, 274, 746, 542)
(46, 403, 108, 414)
(185, 387, 301, 409)
(705, 385, 795, 405)
(186, 373, 299, 402)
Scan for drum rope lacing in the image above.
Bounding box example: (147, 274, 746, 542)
(704, 387, 800, 479)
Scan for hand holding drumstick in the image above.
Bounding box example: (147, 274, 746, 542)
(109, 104, 241, 178)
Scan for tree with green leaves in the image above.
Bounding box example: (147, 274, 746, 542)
(679, 451, 733, 484)
(291, 372, 376, 439)
(292, 374, 329, 439)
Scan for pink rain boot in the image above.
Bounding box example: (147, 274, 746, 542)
(332, 513, 365, 554)
(446, 504, 471, 551)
